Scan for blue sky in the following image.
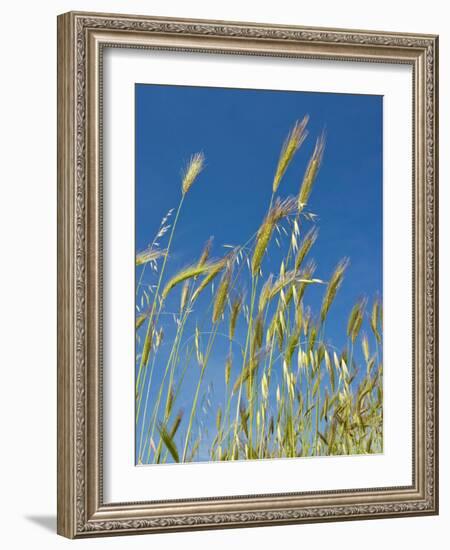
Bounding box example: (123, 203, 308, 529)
(135, 83, 382, 463)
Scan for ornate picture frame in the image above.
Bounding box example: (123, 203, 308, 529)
(57, 11, 438, 538)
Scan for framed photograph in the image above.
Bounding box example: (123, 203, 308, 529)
(57, 11, 439, 538)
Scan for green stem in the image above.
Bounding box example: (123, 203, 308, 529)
(135, 194, 185, 395)
(247, 275, 260, 455)
(153, 302, 192, 462)
(181, 325, 218, 462)
(145, 318, 188, 462)
(314, 387, 320, 455)
(231, 277, 257, 459)
(137, 346, 160, 461)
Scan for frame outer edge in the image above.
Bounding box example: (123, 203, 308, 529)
(57, 12, 77, 539)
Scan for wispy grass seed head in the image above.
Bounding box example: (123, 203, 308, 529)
(252, 197, 297, 275)
(347, 297, 367, 343)
(295, 227, 319, 271)
(273, 116, 309, 192)
(141, 322, 154, 366)
(136, 247, 167, 266)
(212, 265, 232, 323)
(258, 275, 274, 313)
(361, 332, 370, 363)
(136, 312, 147, 330)
(180, 281, 190, 313)
(182, 152, 205, 194)
(295, 261, 317, 304)
(229, 294, 243, 339)
(162, 261, 215, 300)
(370, 299, 382, 343)
(190, 257, 228, 303)
(298, 132, 325, 211)
(197, 236, 213, 268)
(225, 354, 232, 386)
(320, 258, 349, 323)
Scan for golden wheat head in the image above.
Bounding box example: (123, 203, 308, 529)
(198, 236, 214, 268)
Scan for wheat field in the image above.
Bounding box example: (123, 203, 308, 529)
(135, 116, 383, 465)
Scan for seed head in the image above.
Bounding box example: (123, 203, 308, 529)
(212, 265, 232, 323)
(273, 117, 309, 192)
(298, 133, 325, 211)
(229, 294, 243, 340)
(181, 152, 205, 194)
(320, 258, 349, 322)
(136, 247, 167, 266)
(251, 197, 297, 275)
(225, 354, 232, 386)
